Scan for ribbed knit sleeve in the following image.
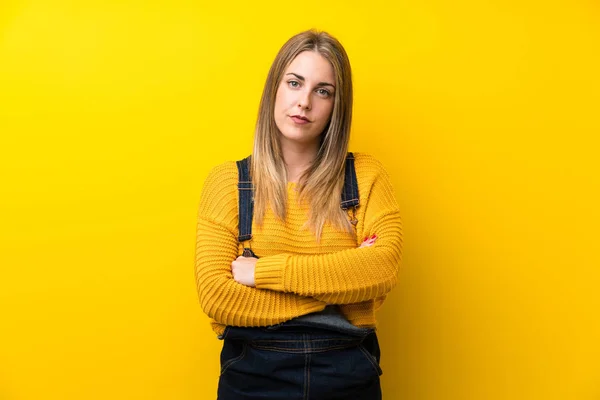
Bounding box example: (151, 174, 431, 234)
(194, 162, 326, 327)
(254, 154, 403, 304)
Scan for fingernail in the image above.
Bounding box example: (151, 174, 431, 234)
(370, 235, 376, 239)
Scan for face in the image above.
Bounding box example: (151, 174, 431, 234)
(273, 51, 336, 148)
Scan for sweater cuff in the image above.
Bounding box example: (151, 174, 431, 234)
(255, 254, 289, 291)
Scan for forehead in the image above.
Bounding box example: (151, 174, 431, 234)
(285, 51, 334, 82)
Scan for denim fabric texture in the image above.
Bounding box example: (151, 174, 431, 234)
(217, 325, 382, 400)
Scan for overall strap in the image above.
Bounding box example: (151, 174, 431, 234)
(235, 153, 360, 251)
(340, 152, 360, 210)
(236, 156, 254, 243)
(341, 152, 360, 225)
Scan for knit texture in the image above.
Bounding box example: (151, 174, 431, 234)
(194, 153, 403, 336)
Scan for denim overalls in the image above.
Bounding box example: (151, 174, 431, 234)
(216, 153, 382, 400)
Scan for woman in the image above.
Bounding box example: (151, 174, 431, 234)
(195, 29, 403, 399)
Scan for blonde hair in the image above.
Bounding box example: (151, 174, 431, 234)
(251, 29, 354, 241)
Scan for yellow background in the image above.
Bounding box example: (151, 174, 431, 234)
(1, 0, 599, 399)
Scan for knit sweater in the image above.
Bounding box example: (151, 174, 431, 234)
(194, 152, 403, 336)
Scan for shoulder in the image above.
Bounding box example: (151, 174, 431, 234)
(204, 160, 239, 184)
(198, 160, 239, 220)
(351, 152, 399, 211)
(351, 152, 391, 181)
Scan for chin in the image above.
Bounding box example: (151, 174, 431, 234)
(280, 131, 318, 145)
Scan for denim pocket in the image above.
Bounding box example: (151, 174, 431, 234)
(218, 326, 231, 340)
(358, 344, 383, 376)
(219, 338, 247, 376)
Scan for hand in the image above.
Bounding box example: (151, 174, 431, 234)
(360, 235, 377, 248)
(231, 256, 258, 287)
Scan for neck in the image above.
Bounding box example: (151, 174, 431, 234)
(280, 137, 319, 183)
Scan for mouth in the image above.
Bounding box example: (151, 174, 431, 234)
(290, 115, 310, 124)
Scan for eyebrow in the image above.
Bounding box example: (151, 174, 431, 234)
(286, 72, 335, 89)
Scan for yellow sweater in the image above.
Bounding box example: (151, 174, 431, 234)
(194, 153, 403, 336)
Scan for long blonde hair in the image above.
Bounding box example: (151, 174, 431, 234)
(251, 29, 354, 241)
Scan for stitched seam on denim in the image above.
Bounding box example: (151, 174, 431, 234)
(349, 158, 355, 206)
(251, 338, 357, 343)
(305, 352, 311, 400)
(350, 156, 359, 206)
(342, 156, 351, 205)
(340, 198, 359, 205)
(250, 344, 357, 353)
(221, 326, 231, 340)
(220, 343, 247, 376)
(237, 157, 253, 242)
(358, 344, 382, 375)
(341, 154, 351, 206)
(303, 333, 309, 400)
(244, 184, 251, 239)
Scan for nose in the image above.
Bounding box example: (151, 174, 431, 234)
(297, 90, 311, 111)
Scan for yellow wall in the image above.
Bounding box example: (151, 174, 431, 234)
(1, 1, 598, 399)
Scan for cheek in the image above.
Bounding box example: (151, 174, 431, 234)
(274, 88, 290, 128)
(273, 88, 282, 112)
(278, 87, 299, 110)
(327, 102, 334, 117)
(320, 101, 334, 121)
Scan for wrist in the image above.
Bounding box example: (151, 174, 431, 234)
(254, 254, 289, 291)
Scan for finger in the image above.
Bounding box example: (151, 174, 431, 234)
(359, 235, 378, 247)
(237, 256, 257, 261)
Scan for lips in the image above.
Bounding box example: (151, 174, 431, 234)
(291, 115, 309, 121)
(290, 115, 310, 125)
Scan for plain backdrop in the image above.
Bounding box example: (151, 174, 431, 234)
(1, 1, 599, 399)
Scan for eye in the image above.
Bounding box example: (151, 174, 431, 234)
(288, 80, 300, 88)
(317, 88, 331, 97)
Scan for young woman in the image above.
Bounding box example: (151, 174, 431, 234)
(195, 29, 403, 400)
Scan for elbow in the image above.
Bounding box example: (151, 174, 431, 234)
(382, 233, 403, 274)
(195, 271, 228, 321)
(375, 245, 402, 294)
(198, 285, 234, 324)
(375, 267, 398, 299)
